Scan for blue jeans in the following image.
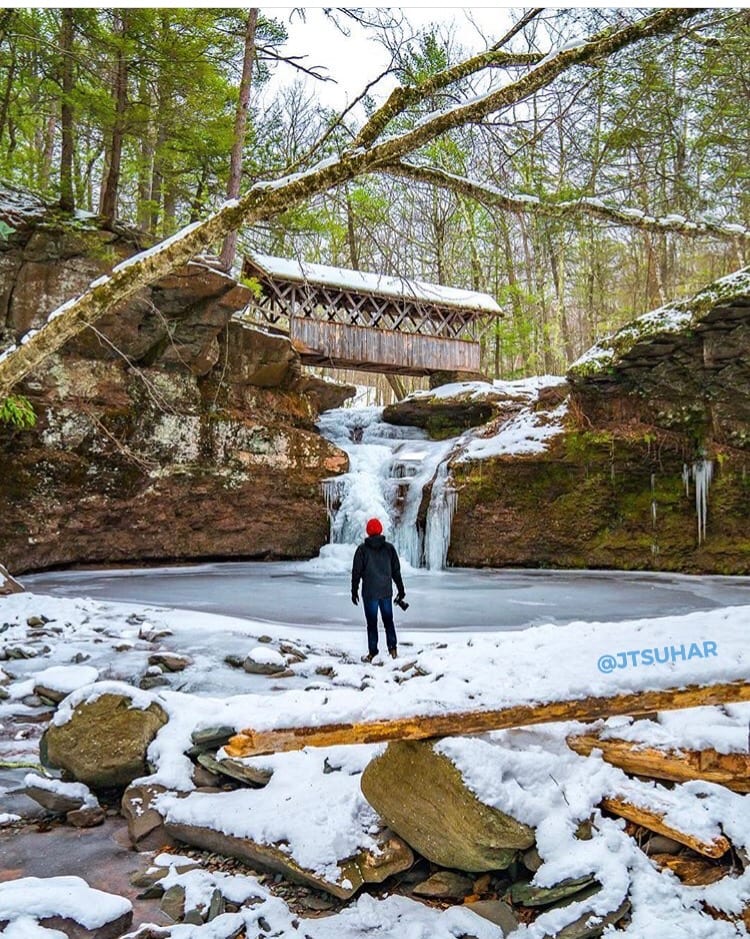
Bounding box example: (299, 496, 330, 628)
(363, 597, 397, 656)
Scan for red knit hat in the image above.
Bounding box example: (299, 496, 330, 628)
(366, 518, 383, 536)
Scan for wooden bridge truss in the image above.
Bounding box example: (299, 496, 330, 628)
(241, 253, 502, 376)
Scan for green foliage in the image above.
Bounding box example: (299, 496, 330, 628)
(0, 395, 37, 429)
(239, 274, 263, 299)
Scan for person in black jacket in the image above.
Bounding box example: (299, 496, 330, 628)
(351, 517, 405, 662)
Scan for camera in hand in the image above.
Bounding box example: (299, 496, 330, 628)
(395, 596, 409, 611)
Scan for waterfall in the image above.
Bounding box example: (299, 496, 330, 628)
(318, 406, 459, 569)
(682, 459, 714, 545)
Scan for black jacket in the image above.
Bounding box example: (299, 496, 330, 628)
(351, 535, 405, 601)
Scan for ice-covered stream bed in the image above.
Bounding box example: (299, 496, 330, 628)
(24, 562, 750, 633)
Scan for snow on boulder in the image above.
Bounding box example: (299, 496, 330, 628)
(243, 645, 286, 675)
(0, 875, 132, 939)
(361, 739, 535, 872)
(22, 773, 98, 815)
(33, 665, 99, 704)
(41, 682, 168, 788)
(157, 746, 413, 899)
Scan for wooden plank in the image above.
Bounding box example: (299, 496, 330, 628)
(291, 318, 480, 374)
(567, 733, 750, 792)
(600, 796, 729, 858)
(224, 679, 750, 759)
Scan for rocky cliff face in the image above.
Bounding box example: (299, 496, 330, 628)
(385, 270, 750, 574)
(0, 185, 351, 573)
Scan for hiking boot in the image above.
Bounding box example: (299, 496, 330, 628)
(389, 648, 397, 659)
(361, 652, 376, 663)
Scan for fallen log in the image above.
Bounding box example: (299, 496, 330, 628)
(600, 796, 729, 858)
(567, 732, 750, 792)
(649, 854, 728, 886)
(224, 679, 750, 758)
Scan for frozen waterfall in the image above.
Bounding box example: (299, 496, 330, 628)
(318, 406, 459, 569)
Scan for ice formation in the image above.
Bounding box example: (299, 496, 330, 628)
(318, 407, 459, 570)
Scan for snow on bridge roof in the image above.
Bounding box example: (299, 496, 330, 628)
(245, 252, 501, 316)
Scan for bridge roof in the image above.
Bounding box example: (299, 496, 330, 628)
(245, 252, 501, 317)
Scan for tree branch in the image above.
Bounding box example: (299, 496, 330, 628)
(256, 45, 334, 82)
(381, 161, 750, 244)
(490, 8, 545, 52)
(0, 7, 700, 400)
(352, 48, 544, 151)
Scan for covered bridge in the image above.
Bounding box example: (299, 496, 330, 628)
(241, 252, 501, 376)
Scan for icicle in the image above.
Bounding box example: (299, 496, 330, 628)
(692, 459, 714, 546)
(425, 460, 459, 570)
(681, 464, 691, 497)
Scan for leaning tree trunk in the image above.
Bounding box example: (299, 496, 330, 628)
(219, 8, 258, 271)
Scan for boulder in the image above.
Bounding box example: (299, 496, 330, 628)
(243, 647, 286, 675)
(465, 899, 519, 933)
(0, 563, 24, 596)
(360, 740, 534, 871)
(509, 875, 597, 907)
(23, 772, 97, 815)
(164, 820, 412, 900)
(67, 805, 106, 828)
(197, 752, 272, 787)
(412, 870, 474, 899)
(41, 692, 168, 788)
(148, 652, 193, 672)
(546, 898, 631, 939)
(188, 725, 235, 755)
(121, 783, 176, 851)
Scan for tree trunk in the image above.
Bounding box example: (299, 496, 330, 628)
(220, 8, 258, 271)
(346, 188, 360, 271)
(39, 112, 57, 191)
(189, 165, 209, 224)
(0, 53, 16, 148)
(149, 123, 166, 233)
(59, 9, 75, 213)
(137, 80, 154, 231)
(100, 12, 129, 223)
(224, 680, 750, 758)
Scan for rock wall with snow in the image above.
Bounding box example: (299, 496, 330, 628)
(0, 185, 352, 573)
(384, 268, 750, 574)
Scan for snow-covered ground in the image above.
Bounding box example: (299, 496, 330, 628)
(1, 587, 749, 938)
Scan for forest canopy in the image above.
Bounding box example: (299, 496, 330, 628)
(0, 6, 748, 387)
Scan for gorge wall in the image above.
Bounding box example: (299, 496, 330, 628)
(0, 186, 351, 573)
(384, 270, 750, 575)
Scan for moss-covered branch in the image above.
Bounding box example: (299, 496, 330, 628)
(382, 161, 750, 244)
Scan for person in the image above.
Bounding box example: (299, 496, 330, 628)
(351, 517, 405, 662)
